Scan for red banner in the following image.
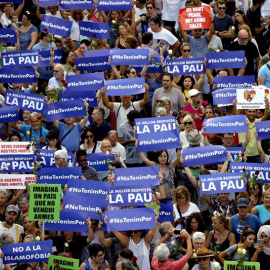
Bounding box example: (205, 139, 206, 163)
(179, 6, 211, 30)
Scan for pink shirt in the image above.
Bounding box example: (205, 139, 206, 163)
(151, 253, 188, 270)
(182, 103, 204, 130)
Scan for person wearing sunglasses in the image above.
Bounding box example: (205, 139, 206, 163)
(191, 247, 220, 270)
(213, 0, 234, 51)
(80, 127, 100, 154)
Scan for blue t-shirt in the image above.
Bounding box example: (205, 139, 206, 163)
(58, 122, 82, 152)
(20, 125, 48, 149)
(256, 204, 270, 224)
(258, 63, 270, 88)
(231, 214, 261, 242)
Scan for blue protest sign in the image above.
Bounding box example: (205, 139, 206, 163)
(106, 207, 155, 231)
(230, 162, 270, 183)
(40, 15, 72, 37)
(0, 155, 35, 173)
(109, 185, 153, 207)
(105, 77, 145, 96)
(0, 28, 16, 43)
(38, 50, 63, 67)
(0, 0, 22, 3)
(37, 167, 82, 185)
(36, 149, 75, 168)
(66, 72, 104, 91)
(76, 50, 111, 71)
(135, 116, 180, 152)
(110, 49, 149, 66)
(5, 90, 44, 113)
(44, 99, 86, 122)
(0, 105, 19, 123)
(213, 88, 236, 106)
(0, 68, 37, 83)
(2, 50, 39, 68)
(66, 179, 110, 198)
(63, 192, 107, 213)
(46, 210, 89, 232)
(256, 121, 270, 140)
(79, 21, 109, 39)
(3, 240, 52, 264)
(158, 202, 174, 223)
(38, 0, 58, 6)
(226, 147, 245, 162)
(87, 152, 115, 171)
(203, 115, 247, 134)
(59, 0, 94, 10)
(214, 76, 255, 90)
(98, 0, 132, 11)
(200, 172, 245, 195)
(60, 91, 97, 107)
(114, 166, 159, 186)
(206, 51, 245, 69)
(182, 145, 227, 167)
(133, 56, 163, 74)
(166, 57, 204, 75)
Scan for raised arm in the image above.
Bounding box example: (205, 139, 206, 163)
(100, 87, 114, 110)
(170, 148, 181, 170)
(139, 84, 149, 108)
(261, 97, 269, 121)
(144, 213, 158, 244)
(14, 0, 25, 17)
(80, 101, 89, 128)
(177, 16, 188, 42)
(112, 231, 130, 247)
(255, 132, 266, 162)
(242, 118, 251, 149)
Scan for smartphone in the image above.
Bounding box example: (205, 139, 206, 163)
(257, 239, 264, 244)
(174, 229, 181, 235)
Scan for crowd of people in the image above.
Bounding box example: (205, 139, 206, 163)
(0, 0, 270, 269)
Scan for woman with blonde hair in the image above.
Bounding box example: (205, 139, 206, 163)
(210, 213, 236, 253)
(173, 186, 200, 230)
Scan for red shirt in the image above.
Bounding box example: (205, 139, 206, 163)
(151, 253, 188, 270)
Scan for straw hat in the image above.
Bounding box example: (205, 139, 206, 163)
(191, 247, 215, 259)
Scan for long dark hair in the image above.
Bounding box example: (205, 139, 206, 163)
(46, 129, 62, 150)
(60, 50, 72, 65)
(240, 226, 256, 244)
(80, 127, 97, 144)
(186, 212, 206, 234)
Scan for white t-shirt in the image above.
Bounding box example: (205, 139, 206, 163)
(135, 6, 146, 32)
(162, 0, 181, 22)
(69, 16, 80, 41)
(0, 222, 24, 243)
(112, 142, 126, 161)
(173, 202, 200, 230)
(148, 27, 178, 47)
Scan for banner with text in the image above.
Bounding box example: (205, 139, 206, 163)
(38, 0, 58, 6)
(206, 51, 245, 69)
(135, 116, 180, 152)
(0, 28, 16, 43)
(182, 145, 227, 167)
(38, 50, 62, 67)
(133, 56, 163, 74)
(110, 49, 149, 66)
(203, 115, 247, 133)
(0, 174, 28, 189)
(107, 207, 155, 231)
(0, 142, 33, 155)
(0, 105, 19, 123)
(114, 166, 159, 186)
(230, 162, 270, 183)
(98, 0, 132, 10)
(0, 155, 35, 173)
(166, 57, 204, 75)
(214, 75, 255, 90)
(199, 172, 245, 195)
(79, 21, 109, 39)
(3, 241, 52, 264)
(41, 15, 72, 37)
(87, 152, 115, 171)
(48, 255, 79, 270)
(44, 99, 86, 122)
(5, 90, 44, 113)
(66, 72, 104, 91)
(109, 185, 153, 207)
(226, 147, 245, 162)
(224, 261, 259, 270)
(237, 88, 266, 109)
(105, 77, 145, 96)
(158, 202, 174, 223)
(179, 6, 211, 30)
(256, 120, 270, 140)
(29, 184, 61, 221)
(60, 91, 97, 107)
(59, 0, 94, 10)
(0, 68, 37, 83)
(213, 88, 236, 106)
(2, 50, 39, 67)
(36, 149, 75, 168)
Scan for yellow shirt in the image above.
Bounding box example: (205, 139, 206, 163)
(238, 118, 261, 157)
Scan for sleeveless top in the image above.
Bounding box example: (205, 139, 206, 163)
(210, 231, 232, 252)
(84, 259, 106, 270)
(128, 238, 150, 270)
(161, 165, 175, 199)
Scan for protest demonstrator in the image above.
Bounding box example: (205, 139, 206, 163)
(1, 1, 270, 270)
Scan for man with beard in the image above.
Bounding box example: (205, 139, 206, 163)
(0, 205, 23, 243)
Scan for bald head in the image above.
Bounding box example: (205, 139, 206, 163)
(100, 139, 112, 152)
(53, 64, 65, 80)
(107, 130, 118, 146)
(238, 29, 249, 45)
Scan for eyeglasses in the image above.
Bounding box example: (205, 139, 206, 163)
(54, 157, 62, 160)
(218, 7, 226, 10)
(183, 121, 193, 126)
(146, 6, 153, 9)
(85, 135, 94, 139)
(131, 230, 138, 234)
(197, 258, 207, 262)
(194, 29, 202, 32)
(176, 196, 186, 201)
(53, 70, 60, 73)
(183, 49, 190, 52)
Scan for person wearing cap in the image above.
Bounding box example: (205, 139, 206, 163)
(0, 205, 23, 243)
(230, 197, 261, 242)
(182, 89, 205, 131)
(191, 247, 221, 270)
